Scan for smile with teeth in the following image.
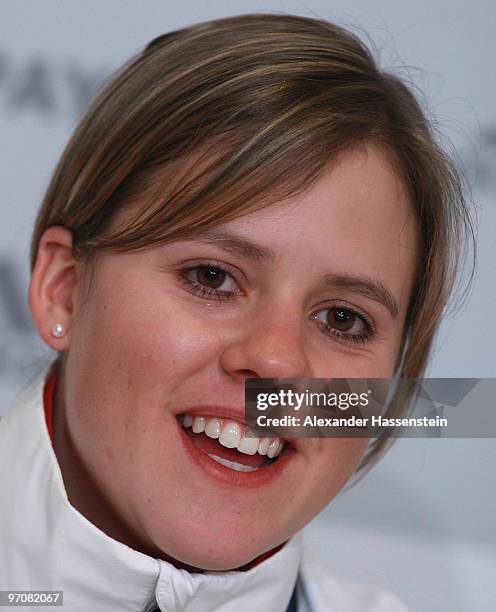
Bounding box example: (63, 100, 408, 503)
(179, 414, 284, 473)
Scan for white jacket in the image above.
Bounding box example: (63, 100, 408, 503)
(0, 367, 410, 612)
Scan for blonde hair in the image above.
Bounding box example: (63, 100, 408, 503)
(30, 13, 475, 475)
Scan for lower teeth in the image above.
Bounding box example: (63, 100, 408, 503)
(207, 453, 259, 472)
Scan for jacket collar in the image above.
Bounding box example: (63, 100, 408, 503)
(0, 364, 302, 612)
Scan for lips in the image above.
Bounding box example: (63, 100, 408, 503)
(182, 412, 283, 454)
(178, 412, 283, 468)
(174, 408, 295, 487)
(183, 427, 269, 469)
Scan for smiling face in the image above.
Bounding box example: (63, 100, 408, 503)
(33, 143, 419, 570)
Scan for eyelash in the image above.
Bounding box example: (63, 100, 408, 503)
(178, 263, 376, 346)
(179, 262, 239, 302)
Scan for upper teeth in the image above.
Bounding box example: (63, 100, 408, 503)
(182, 414, 283, 459)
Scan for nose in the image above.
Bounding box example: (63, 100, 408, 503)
(219, 312, 310, 380)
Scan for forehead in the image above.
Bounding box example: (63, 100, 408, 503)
(214, 144, 418, 274)
(108, 142, 418, 288)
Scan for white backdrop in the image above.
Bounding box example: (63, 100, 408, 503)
(1, 2, 495, 611)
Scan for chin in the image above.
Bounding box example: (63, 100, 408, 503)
(150, 529, 277, 572)
(176, 547, 269, 572)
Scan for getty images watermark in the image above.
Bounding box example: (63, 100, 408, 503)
(244, 378, 496, 438)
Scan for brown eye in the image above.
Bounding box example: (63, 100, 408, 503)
(196, 265, 226, 289)
(182, 264, 239, 297)
(314, 306, 368, 339)
(327, 307, 356, 331)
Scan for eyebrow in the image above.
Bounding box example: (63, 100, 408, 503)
(320, 274, 398, 319)
(190, 229, 399, 318)
(191, 229, 276, 264)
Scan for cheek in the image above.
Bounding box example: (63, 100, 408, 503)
(311, 438, 368, 495)
(64, 274, 232, 467)
(63, 276, 229, 493)
(70, 278, 223, 388)
(312, 347, 399, 379)
(277, 437, 369, 531)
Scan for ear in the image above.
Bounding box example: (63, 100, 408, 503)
(28, 225, 80, 351)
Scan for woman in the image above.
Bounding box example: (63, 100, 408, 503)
(0, 12, 473, 612)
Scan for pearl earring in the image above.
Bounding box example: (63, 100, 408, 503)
(51, 323, 65, 338)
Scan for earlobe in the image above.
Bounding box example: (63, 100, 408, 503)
(28, 225, 79, 351)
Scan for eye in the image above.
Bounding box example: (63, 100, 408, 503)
(313, 305, 374, 344)
(179, 264, 240, 300)
(190, 265, 235, 290)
